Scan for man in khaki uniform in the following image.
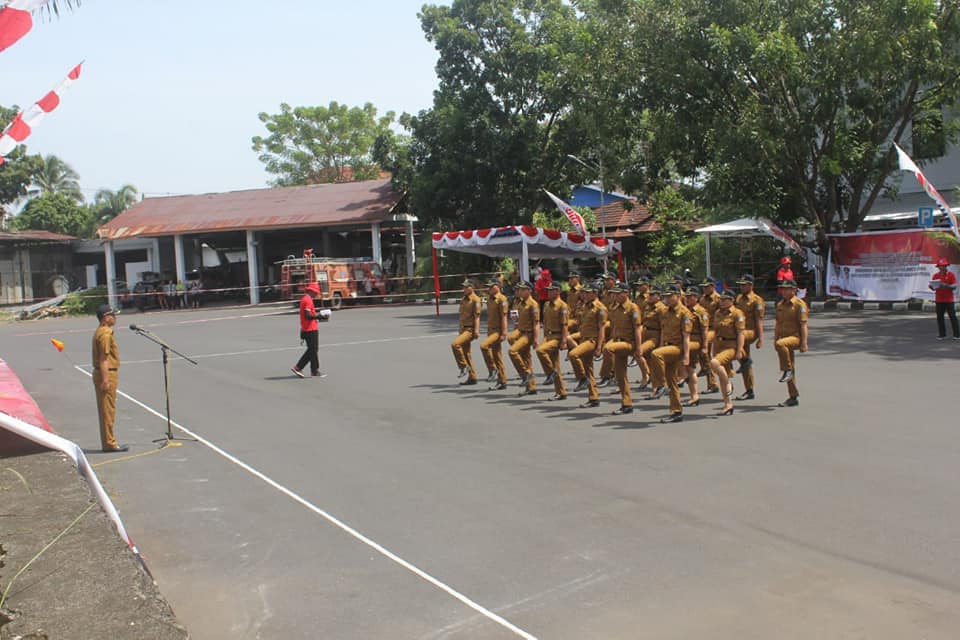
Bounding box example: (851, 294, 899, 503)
(710, 290, 746, 416)
(509, 281, 540, 395)
(92, 304, 127, 452)
(536, 283, 570, 400)
(639, 287, 667, 395)
(451, 280, 482, 385)
(698, 279, 721, 393)
(596, 272, 619, 386)
(569, 283, 607, 407)
(564, 272, 583, 350)
(603, 284, 642, 415)
(773, 278, 808, 407)
(683, 287, 710, 407)
(651, 284, 693, 423)
(481, 280, 510, 390)
(734, 274, 765, 400)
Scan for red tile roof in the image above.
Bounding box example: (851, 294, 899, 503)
(594, 200, 661, 234)
(97, 178, 403, 240)
(0, 230, 76, 242)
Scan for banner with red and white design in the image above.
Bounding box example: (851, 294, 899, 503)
(544, 189, 587, 236)
(0, 0, 47, 53)
(827, 229, 960, 301)
(894, 142, 960, 240)
(0, 61, 82, 164)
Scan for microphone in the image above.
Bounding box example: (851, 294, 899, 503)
(129, 324, 143, 332)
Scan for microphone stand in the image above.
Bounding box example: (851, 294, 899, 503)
(129, 325, 198, 444)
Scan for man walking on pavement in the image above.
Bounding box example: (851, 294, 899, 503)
(481, 279, 510, 390)
(451, 280, 482, 385)
(292, 282, 326, 378)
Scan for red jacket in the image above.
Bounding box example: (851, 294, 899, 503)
(932, 270, 957, 303)
(299, 294, 318, 332)
(776, 267, 794, 283)
(534, 270, 552, 301)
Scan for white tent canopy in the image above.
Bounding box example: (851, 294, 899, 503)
(695, 217, 805, 280)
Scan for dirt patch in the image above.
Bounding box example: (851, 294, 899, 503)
(0, 451, 188, 639)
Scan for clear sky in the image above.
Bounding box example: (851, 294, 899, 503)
(1, 0, 441, 198)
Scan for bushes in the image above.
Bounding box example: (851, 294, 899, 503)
(62, 287, 107, 316)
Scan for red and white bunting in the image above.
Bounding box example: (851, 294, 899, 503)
(544, 189, 587, 235)
(0, 62, 82, 164)
(0, 0, 47, 53)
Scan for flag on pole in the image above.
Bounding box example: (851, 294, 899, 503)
(0, 62, 82, 164)
(894, 142, 959, 239)
(0, 0, 47, 53)
(544, 189, 587, 235)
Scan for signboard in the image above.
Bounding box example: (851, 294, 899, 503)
(918, 206, 935, 228)
(827, 229, 959, 301)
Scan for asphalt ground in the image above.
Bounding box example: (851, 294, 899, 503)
(2, 305, 959, 639)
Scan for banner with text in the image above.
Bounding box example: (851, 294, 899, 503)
(827, 229, 960, 301)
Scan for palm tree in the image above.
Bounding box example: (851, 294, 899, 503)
(93, 184, 139, 224)
(31, 154, 83, 201)
(40, 1, 82, 19)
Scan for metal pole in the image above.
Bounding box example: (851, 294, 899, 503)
(705, 232, 712, 279)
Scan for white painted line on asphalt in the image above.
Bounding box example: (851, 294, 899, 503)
(114, 334, 456, 365)
(73, 365, 537, 640)
(13, 310, 289, 337)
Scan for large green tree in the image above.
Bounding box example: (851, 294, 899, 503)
(12, 192, 92, 237)
(609, 0, 960, 252)
(31, 154, 84, 201)
(252, 101, 395, 186)
(91, 183, 138, 225)
(0, 106, 42, 218)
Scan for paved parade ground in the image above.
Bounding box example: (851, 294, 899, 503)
(2, 304, 959, 639)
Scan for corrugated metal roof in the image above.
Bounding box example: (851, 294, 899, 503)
(0, 230, 76, 242)
(97, 178, 403, 240)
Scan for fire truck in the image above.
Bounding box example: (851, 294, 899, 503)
(278, 249, 388, 309)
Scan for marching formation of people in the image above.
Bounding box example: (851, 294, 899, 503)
(451, 267, 809, 422)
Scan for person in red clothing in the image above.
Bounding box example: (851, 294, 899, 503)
(776, 256, 794, 284)
(929, 257, 959, 340)
(534, 267, 552, 308)
(292, 282, 326, 377)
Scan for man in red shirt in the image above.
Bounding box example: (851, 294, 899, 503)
(776, 256, 794, 284)
(929, 257, 959, 340)
(292, 282, 326, 377)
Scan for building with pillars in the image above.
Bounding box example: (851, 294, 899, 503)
(95, 178, 416, 307)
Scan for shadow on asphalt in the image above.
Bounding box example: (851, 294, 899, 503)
(812, 311, 956, 361)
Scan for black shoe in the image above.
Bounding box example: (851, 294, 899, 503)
(518, 373, 531, 387)
(611, 406, 633, 415)
(548, 394, 567, 401)
(735, 358, 752, 374)
(697, 369, 708, 378)
(597, 378, 611, 388)
(102, 444, 130, 453)
(684, 399, 700, 407)
(636, 381, 650, 391)
(736, 389, 755, 401)
(579, 400, 600, 408)
(660, 413, 683, 424)
(677, 379, 686, 389)
(703, 386, 719, 395)
(486, 371, 498, 382)
(460, 378, 478, 386)
(719, 406, 734, 416)
(458, 367, 468, 378)
(518, 389, 538, 397)
(573, 379, 588, 392)
(646, 387, 666, 400)
(778, 396, 799, 407)
(488, 382, 507, 391)
(543, 371, 557, 385)
(779, 369, 794, 383)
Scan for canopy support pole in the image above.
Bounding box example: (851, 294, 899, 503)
(520, 237, 529, 282)
(705, 232, 712, 279)
(432, 246, 440, 317)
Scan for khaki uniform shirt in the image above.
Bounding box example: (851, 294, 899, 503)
(688, 303, 710, 343)
(735, 290, 765, 332)
(776, 296, 808, 337)
(516, 296, 540, 332)
(92, 325, 119, 372)
(642, 300, 667, 331)
(601, 287, 617, 311)
(487, 292, 509, 334)
(567, 285, 583, 321)
(578, 299, 607, 340)
(634, 291, 649, 306)
(459, 293, 482, 330)
(660, 304, 693, 345)
(713, 307, 746, 341)
(542, 298, 569, 336)
(700, 291, 720, 321)
(609, 300, 641, 342)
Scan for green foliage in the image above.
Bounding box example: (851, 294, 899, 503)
(252, 102, 395, 186)
(12, 192, 93, 237)
(62, 286, 106, 316)
(90, 184, 138, 227)
(644, 187, 701, 270)
(31, 154, 83, 201)
(0, 106, 42, 209)
(531, 205, 598, 233)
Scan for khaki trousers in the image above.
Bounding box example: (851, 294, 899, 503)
(652, 345, 684, 413)
(740, 329, 757, 390)
(569, 339, 599, 401)
(535, 336, 566, 395)
(481, 332, 507, 384)
(509, 332, 536, 391)
(93, 372, 118, 449)
(776, 335, 801, 397)
(451, 329, 478, 381)
(604, 340, 635, 407)
(640, 333, 661, 387)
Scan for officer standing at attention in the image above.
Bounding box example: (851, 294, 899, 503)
(569, 283, 607, 407)
(734, 274, 765, 400)
(773, 278, 808, 407)
(651, 284, 693, 423)
(92, 304, 128, 452)
(698, 278, 721, 394)
(710, 290, 746, 416)
(564, 272, 584, 350)
(451, 280, 482, 385)
(481, 279, 510, 390)
(604, 284, 642, 415)
(509, 281, 540, 395)
(536, 283, 570, 400)
(639, 286, 667, 396)
(682, 286, 710, 407)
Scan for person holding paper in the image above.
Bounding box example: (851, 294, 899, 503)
(930, 257, 959, 340)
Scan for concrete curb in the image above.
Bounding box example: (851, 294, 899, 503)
(804, 300, 948, 313)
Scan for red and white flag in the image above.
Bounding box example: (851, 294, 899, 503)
(544, 189, 587, 235)
(0, 0, 47, 53)
(0, 62, 82, 164)
(894, 142, 959, 239)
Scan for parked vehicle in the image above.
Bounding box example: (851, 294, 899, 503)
(131, 280, 162, 311)
(277, 250, 387, 309)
